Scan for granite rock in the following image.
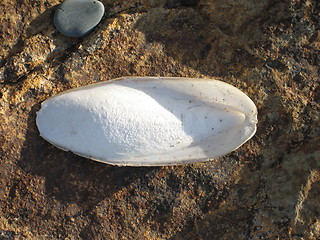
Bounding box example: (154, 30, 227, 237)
(0, 0, 319, 239)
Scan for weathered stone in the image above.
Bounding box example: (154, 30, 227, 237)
(0, 0, 319, 239)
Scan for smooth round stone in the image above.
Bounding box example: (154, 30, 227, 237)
(54, 0, 105, 38)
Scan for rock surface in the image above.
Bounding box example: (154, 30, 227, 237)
(0, 0, 319, 239)
(54, 0, 105, 37)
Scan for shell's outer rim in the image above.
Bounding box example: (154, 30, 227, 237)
(37, 76, 258, 167)
(41, 124, 257, 167)
(40, 76, 257, 110)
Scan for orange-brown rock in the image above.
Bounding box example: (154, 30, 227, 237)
(0, 0, 319, 239)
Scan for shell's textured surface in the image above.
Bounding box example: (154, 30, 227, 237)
(36, 77, 257, 166)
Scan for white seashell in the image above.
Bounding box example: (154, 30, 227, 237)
(36, 77, 257, 166)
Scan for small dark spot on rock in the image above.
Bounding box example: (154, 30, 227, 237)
(200, 44, 211, 59)
(170, 17, 190, 30)
(293, 73, 303, 83)
(313, 85, 320, 103)
(165, 0, 198, 8)
(233, 49, 261, 68)
(265, 59, 287, 71)
(3, 67, 18, 82)
(0, 230, 16, 240)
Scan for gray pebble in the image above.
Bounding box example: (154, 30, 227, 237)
(54, 0, 105, 38)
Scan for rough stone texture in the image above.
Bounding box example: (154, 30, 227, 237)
(0, 0, 319, 239)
